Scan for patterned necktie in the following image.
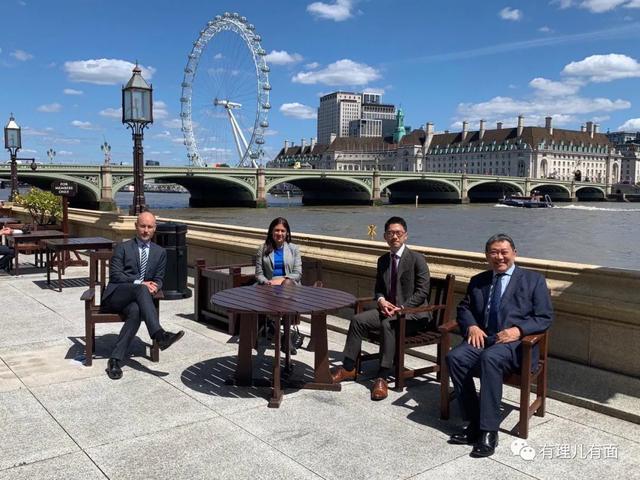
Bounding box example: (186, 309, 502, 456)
(487, 273, 505, 334)
(139, 244, 148, 281)
(389, 253, 398, 305)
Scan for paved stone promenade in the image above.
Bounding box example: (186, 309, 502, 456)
(1, 260, 639, 479)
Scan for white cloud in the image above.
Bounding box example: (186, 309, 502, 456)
(538, 26, 552, 33)
(552, 0, 640, 11)
(214, 53, 223, 59)
(552, 0, 575, 8)
(162, 118, 183, 129)
(57, 150, 74, 156)
(455, 95, 630, 126)
(499, 7, 523, 20)
(305, 62, 320, 69)
(292, 59, 380, 86)
(618, 118, 640, 130)
(562, 53, 640, 82)
(307, 0, 354, 21)
(264, 50, 303, 65)
(99, 107, 121, 118)
(153, 100, 169, 120)
(71, 120, 94, 130)
(64, 58, 155, 85)
(153, 131, 172, 140)
(37, 103, 62, 113)
(279, 102, 317, 120)
(63, 88, 83, 95)
(11, 49, 33, 61)
(529, 77, 582, 96)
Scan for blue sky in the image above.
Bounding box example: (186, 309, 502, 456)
(1, 0, 640, 166)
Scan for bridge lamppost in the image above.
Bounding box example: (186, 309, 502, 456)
(4, 114, 21, 202)
(100, 142, 111, 165)
(122, 63, 153, 215)
(46, 148, 56, 164)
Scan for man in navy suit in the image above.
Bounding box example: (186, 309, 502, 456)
(102, 211, 185, 380)
(446, 233, 553, 457)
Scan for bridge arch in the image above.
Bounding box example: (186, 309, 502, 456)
(10, 171, 101, 208)
(266, 174, 372, 206)
(127, 173, 257, 207)
(529, 183, 572, 201)
(575, 185, 606, 201)
(381, 177, 461, 204)
(467, 180, 525, 202)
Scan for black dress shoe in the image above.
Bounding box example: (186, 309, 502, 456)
(157, 330, 185, 351)
(106, 358, 122, 380)
(449, 424, 480, 445)
(471, 431, 499, 457)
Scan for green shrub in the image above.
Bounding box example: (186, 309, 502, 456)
(15, 188, 62, 225)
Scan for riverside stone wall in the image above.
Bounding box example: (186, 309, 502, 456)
(11, 206, 640, 378)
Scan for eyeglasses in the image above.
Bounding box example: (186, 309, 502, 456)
(384, 230, 406, 238)
(487, 250, 512, 257)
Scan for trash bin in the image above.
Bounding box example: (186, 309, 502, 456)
(154, 222, 192, 300)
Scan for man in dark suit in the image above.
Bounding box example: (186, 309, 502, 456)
(331, 216, 430, 400)
(102, 211, 185, 380)
(446, 233, 553, 457)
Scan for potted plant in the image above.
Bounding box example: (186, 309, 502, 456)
(14, 188, 62, 226)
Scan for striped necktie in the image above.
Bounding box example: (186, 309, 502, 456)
(487, 273, 505, 335)
(139, 244, 148, 281)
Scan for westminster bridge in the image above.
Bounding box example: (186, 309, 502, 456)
(0, 164, 610, 209)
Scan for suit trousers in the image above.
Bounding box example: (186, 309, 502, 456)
(446, 341, 521, 431)
(0, 245, 14, 271)
(344, 308, 426, 370)
(101, 283, 161, 361)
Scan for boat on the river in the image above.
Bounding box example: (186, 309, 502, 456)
(499, 193, 554, 208)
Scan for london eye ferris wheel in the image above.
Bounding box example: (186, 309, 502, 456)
(180, 12, 271, 168)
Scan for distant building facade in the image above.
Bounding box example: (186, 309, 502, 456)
(424, 117, 622, 183)
(316, 91, 397, 144)
(607, 130, 640, 184)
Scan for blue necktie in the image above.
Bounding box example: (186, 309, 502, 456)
(139, 245, 148, 281)
(487, 273, 505, 335)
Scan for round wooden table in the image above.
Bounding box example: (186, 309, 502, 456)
(211, 284, 356, 407)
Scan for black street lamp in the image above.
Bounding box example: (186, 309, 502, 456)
(122, 63, 153, 215)
(4, 114, 21, 201)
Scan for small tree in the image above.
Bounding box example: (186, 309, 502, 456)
(15, 188, 62, 225)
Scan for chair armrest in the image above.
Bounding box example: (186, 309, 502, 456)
(438, 320, 459, 334)
(400, 304, 446, 316)
(81, 288, 95, 302)
(153, 290, 164, 300)
(312, 280, 323, 288)
(521, 332, 545, 347)
(355, 297, 377, 313)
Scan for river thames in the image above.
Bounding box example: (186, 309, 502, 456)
(111, 192, 640, 271)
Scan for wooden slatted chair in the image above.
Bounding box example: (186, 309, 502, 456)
(439, 321, 549, 439)
(80, 249, 161, 366)
(355, 274, 456, 403)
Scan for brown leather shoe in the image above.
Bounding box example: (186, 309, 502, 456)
(330, 366, 357, 384)
(371, 377, 388, 401)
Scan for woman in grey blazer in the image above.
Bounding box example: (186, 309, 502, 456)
(255, 217, 302, 285)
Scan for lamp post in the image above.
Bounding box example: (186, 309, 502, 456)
(46, 148, 56, 164)
(122, 63, 153, 215)
(4, 114, 21, 201)
(100, 142, 111, 165)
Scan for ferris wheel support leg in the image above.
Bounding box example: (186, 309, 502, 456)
(227, 108, 251, 167)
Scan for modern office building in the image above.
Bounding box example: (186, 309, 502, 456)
(316, 91, 397, 143)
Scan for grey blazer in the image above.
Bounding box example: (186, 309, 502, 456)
(103, 238, 167, 300)
(255, 242, 302, 284)
(374, 246, 431, 320)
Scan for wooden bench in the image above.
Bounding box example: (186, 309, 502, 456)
(80, 250, 162, 366)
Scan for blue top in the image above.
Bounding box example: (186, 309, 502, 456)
(273, 246, 285, 277)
